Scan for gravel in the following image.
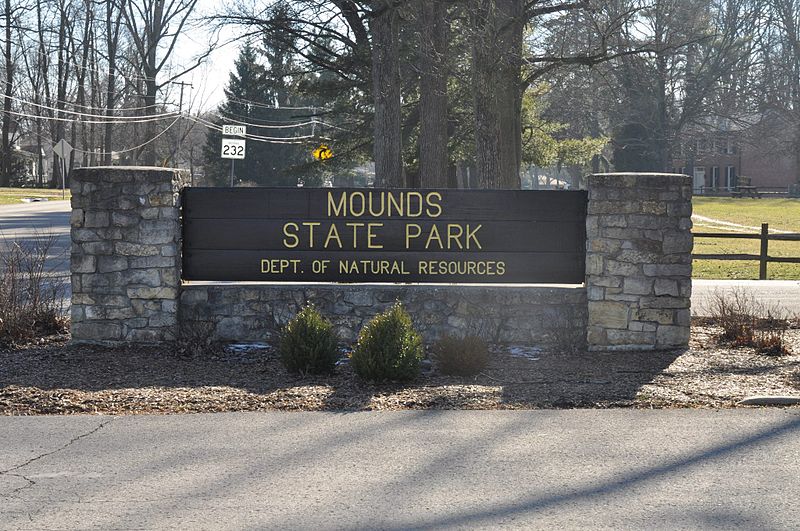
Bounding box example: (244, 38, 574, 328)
(1, 326, 798, 415)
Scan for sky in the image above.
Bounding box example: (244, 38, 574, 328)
(171, 2, 243, 112)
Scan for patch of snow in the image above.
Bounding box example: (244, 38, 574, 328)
(508, 346, 543, 361)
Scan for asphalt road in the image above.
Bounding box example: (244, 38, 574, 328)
(0, 200, 71, 279)
(0, 410, 798, 530)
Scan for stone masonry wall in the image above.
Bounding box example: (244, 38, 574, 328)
(70, 167, 188, 343)
(180, 283, 587, 345)
(585, 173, 693, 351)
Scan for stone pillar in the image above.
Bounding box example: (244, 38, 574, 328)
(70, 167, 188, 343)
(585, 173, 692, 351)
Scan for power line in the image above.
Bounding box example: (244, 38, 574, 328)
(5, 95, 180, 121)
(70, 117, 183, 155)
(227, 95, 326, 111)
(3, 108, 182, 125)
(207, 112, 317, 130)
(187, 115, 317, 144)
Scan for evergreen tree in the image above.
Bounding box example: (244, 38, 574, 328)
(203, 40, 312, 187)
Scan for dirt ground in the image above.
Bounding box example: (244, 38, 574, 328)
(1, 325, 799, 415)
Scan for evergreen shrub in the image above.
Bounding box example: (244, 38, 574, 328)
(279, 305, 340, 375)
(351, 303, 423, 382)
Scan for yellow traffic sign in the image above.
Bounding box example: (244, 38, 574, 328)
(313, 144, 333, 161)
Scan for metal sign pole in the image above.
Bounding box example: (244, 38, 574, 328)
(61, 159, 66, 199)
(230, 159, 235, 187)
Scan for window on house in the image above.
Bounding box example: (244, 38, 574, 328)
(726, 166, 736, 189)
(712, 166, 720, 189)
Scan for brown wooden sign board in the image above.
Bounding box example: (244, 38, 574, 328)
(182, 188, 587, 283)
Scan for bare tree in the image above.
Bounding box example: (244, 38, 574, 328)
(121, 0, 209, 165)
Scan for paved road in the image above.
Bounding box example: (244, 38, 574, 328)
(1, 411, 798, 530)
(0, 200, 71, 278)
(692, 279, 800, 315)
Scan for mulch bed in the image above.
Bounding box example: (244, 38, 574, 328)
(1, 326, 799, 415)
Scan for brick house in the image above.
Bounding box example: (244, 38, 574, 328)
(670, 112, 798, 194)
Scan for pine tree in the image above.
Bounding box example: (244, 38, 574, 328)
(203, 41, 311, 186)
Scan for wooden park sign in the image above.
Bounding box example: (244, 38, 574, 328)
(181, 188, 587, 283)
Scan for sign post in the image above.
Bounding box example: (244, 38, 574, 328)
(221, 126, 246, 187)
(52, 139, 73, 199)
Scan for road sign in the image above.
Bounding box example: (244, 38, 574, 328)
(53, 139, 73, 161)
(313, 144, 332, 161)
(222, 125, 247, 137)
(221, 138, 246, 160)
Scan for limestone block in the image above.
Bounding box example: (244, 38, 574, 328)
(115, 242, 161, 256)
(72, 321, 122, 341)
(623, 277, 653, 296)
(628, 321, 657, 332)
(84, 211, 109, 228)
(643, 264, 691, 277)
(640, 296, 689, 309)
(71, 255, 96, 273)
(586, 255, 605, 275)
(97, 256, 128, 273)
(607, 329, 656, 345)
(654, 278, 679, 296)
(606, 260, 640, 276)
(656, 325, 690, 347)
(588, 301, 629, 329)
(70, 209, 85, 227)
(127, 286, 177, 299)
(663, 231, 693, 254)
(112, 212, 139, 227)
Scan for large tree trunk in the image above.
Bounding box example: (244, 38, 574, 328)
(472, 0, 523, 189)
(418, 0, 449, 188)
(369, 1, 403, 188)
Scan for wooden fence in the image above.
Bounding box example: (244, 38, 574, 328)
(693, 223, 800, 279)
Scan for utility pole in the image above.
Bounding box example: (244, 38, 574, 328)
(171, 80, 193, 112)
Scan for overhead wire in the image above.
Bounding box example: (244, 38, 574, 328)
(2, 107, 180, 125)
(4, 95, 180, 121)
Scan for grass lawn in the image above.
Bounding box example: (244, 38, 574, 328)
(0, 187, 71, 205)
(692, 197, 800, 279)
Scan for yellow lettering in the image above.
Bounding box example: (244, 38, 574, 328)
(466, 224, 482, 250)
(367, 223, 384, 249)
(349, 191, 365, 217)
(346, 222, 365, 247)
(283, 222, 299, 248)
(302, 222, 321, 247)
(407, 192, 423, 217)
(328, 192, 346, 217)
(425, 192, 443, 217)
(425, 224, 443, 250)
(447, 224, 464, 250)
(324, 224, 342, 249)
(388, 192, 404, 216)
(405, 223, 421, 248)
(418, 260, 429, 274)
(368, 192, 385, 217)
(497, 261, 506, 275)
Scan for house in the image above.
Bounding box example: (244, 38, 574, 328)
(670, 112, 798, 194)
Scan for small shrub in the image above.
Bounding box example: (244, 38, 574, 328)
(175, 319, 220, 357)
(433, 334, 488, 376)
(0, 235, 68, 347)
(279, 305, 340, 375)
(351, 303, 423, 382)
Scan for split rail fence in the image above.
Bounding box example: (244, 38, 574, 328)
(693, 223, 800, 279)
